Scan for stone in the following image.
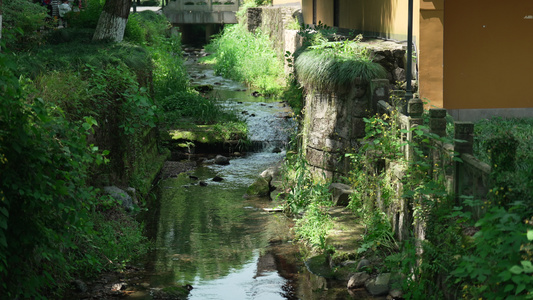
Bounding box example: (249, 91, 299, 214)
(407, 97, 424, 117)
(393, 67, 406, 82)
(347, 272, 370, 289)
(212, 176, 224, 182)
(103, 186, 133, 212)
(356, 258, 371, 271)
(245, 177, 271, 198)
(365, 273, 391, 296)
(259, 162, 282, 183)
(214, 155, 230, 165)
(389, 289, 403, 298)
(328, 183, 353, 206)
(72, 279, 88, 293)
(125, 187, 138, 205)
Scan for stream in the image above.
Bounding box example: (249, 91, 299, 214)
(127, 48, 379, 300)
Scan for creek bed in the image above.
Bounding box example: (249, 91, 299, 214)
(127, 48, 381, 300)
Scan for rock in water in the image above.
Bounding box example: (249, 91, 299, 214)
(215, 155, 230, 165)
(212, 176, 224, 182)
(365, 273, 391, 296)
(347, 272, 370, 289)
(245, 177, 270, 198)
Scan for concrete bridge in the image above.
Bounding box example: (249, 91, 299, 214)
(163, 0, 241, 25)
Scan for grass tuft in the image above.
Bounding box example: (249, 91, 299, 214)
(295, 46, 387, 93)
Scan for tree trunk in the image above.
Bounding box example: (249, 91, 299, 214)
(92, 0, 131, 42)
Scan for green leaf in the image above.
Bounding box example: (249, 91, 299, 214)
(516, 283, 526, 295)
(521, 260, 533, 273)
(527, 229, 533, 241)
(504, 284, 514, 293)
(498, 270, 512, 281)
(510, 265, 524, 275)
(0, 208, 8, 218)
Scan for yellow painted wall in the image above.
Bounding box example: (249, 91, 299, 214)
(302, 0, 312, 25)
(444, 0, 533, 109)
(316, 1, 333, 26)
(419, 0, 443, 108)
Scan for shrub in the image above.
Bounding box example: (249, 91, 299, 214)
(67, 0, 105, 29)
(2, 0, 48, 50)
(205, 23, 286, 96)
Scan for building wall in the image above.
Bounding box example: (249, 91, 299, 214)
(444, 0, 533, 111)
(302, 0, 419, 42)
(418, 0, 443, 108)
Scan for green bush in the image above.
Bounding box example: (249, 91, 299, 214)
(2, 0, 48, 50)
(0, 51, 109, 297)
(205, 23, 286, 96)
(451, 200, 533, 299)
(67, 0, 105, 29)
(125, 11, 171, 45)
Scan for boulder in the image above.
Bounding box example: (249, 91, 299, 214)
(212, 176, 224, 182)
(347, 272, 370, 289)
(245, 177, 270, 198)
(356, 258, 371, 271)
(388, 289, 403, 299)
(215, 155, 230, 165)
(365, 273, 391, 296)
(103, 186, 134, 212)
(329, 183, 354, 206)
(259, 162, 282, 183)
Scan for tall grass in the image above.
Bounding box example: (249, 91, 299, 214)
(205, 23, 286, 96)
(295, 42, 387, 93)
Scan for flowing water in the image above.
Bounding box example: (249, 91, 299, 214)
(128, 49, 380, 300)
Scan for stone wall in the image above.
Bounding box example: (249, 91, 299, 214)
(247, 6, 303, 61)
(302, 81, 372, 179)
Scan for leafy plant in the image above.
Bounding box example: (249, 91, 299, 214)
(451, 201, 533, 299)
(2, 0, 49, 50)
(205, 23, 286, 97)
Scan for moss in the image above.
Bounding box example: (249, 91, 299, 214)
(167, 124, 248, 144)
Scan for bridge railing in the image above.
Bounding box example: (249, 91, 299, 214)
(172, 0, 240, 12)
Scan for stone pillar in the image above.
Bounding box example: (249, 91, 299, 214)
(205, 24, 215, 42)
(454, 122, 474, 155)
(407, 98, 424, 160)
(454, 122, 474, 203)
(429, 108, 447, 137)
(247, 7, 262, 33)
(371, 79, 390, 115)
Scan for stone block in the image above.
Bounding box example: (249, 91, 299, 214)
(347, 272, 370, 289)
(352, 118, 367, 138)
(365, 273, 391, 296)
(329, 183, 354, 206)
(393, 67, 406, 82)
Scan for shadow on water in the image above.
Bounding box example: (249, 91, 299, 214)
(128, 48, 383, 300)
